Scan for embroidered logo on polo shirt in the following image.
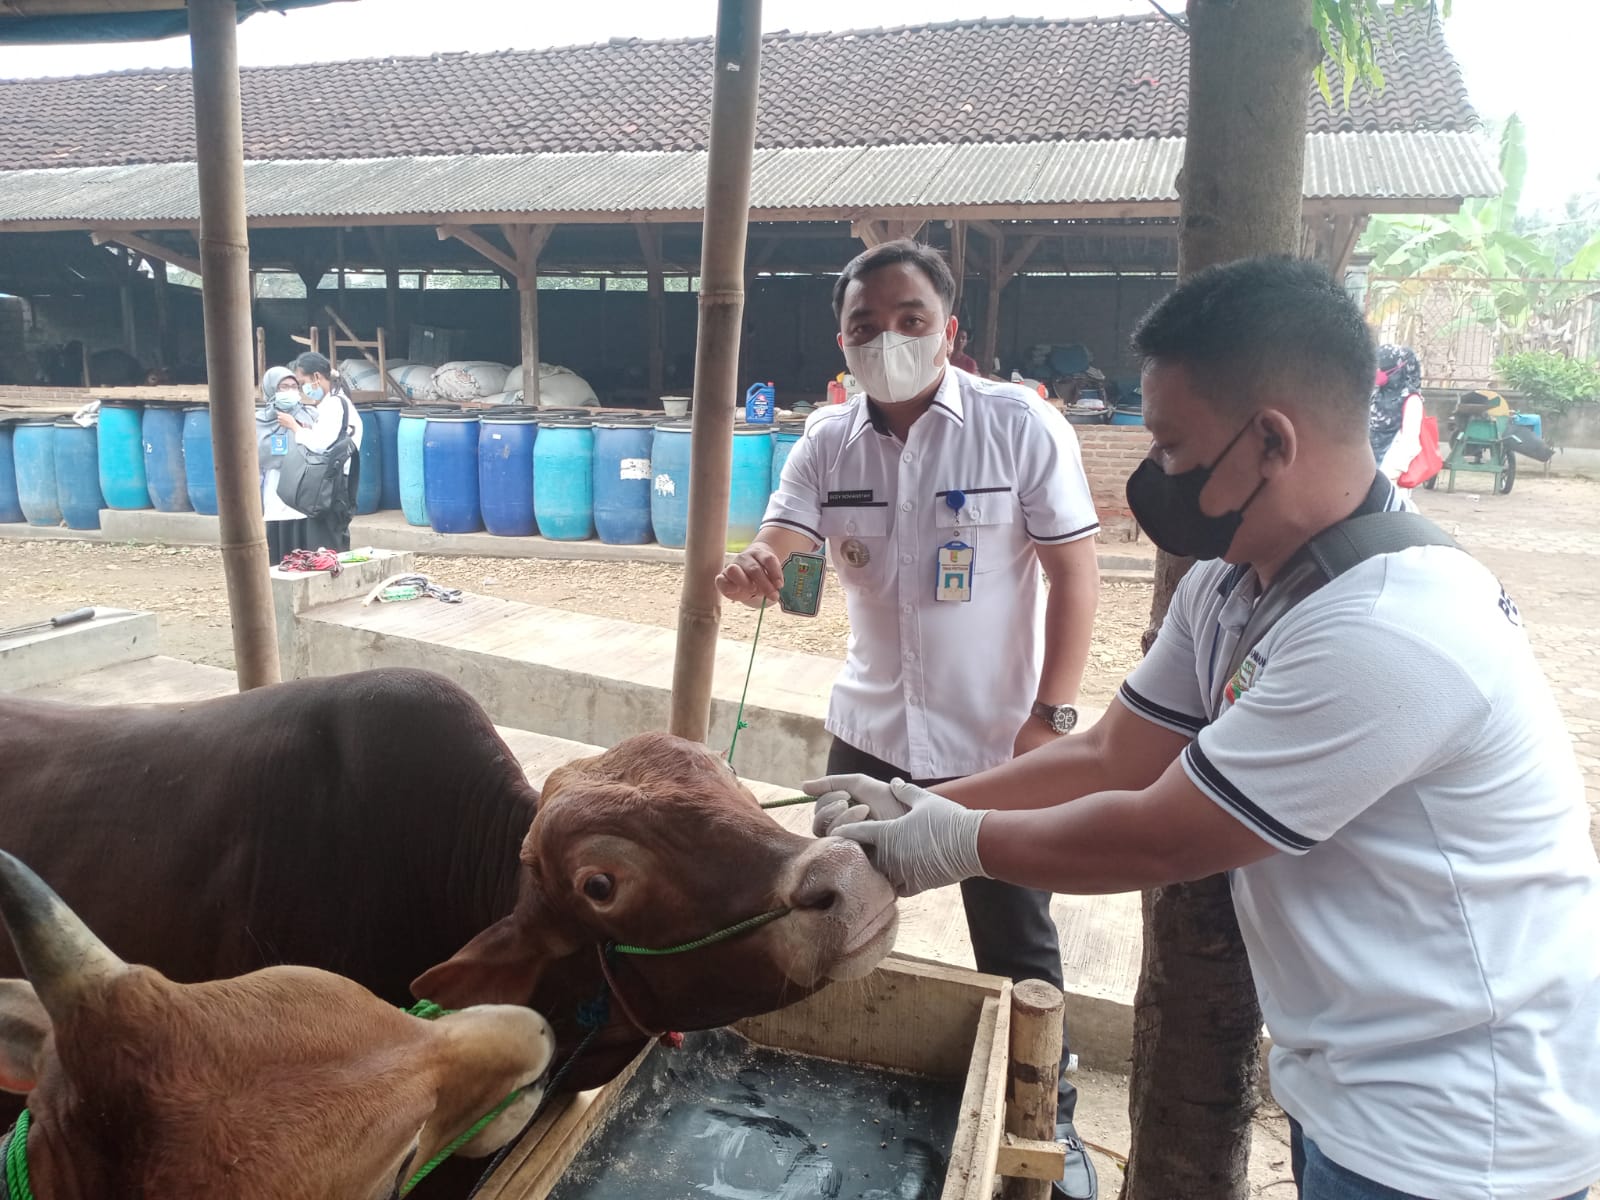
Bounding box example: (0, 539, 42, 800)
(1223, 650, 1266, 707)
(1497, 585, 1522, 627)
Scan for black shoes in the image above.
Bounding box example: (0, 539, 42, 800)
(1050, 1122, 1098, 1200)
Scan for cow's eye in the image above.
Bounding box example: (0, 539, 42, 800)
(582, 873, 615, 902)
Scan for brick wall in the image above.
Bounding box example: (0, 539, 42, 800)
(1074, 425, 1147, 541)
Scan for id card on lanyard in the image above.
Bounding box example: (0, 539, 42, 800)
(935, 489, 974, 603)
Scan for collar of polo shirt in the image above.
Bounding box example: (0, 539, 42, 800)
(844, 367, 966, 448)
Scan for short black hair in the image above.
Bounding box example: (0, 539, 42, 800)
(293, 350, 332, 378)
(832, 239, 957, 322)
(1130, 256, 1376, 435)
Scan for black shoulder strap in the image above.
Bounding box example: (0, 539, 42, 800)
(1219, 510, 1459, 699)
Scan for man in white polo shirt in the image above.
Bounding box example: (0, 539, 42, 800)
(716, 239, 1103, 1199)
(807, 257, 1600, 1200)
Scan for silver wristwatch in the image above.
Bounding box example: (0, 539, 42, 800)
(1031, 701, 1079, 735)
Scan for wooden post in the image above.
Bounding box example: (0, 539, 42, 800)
(151, 258, 175, 370)
(382, 228, 400, 344)
(1003, 980, 1065, 1200)
(504, 225, 553, 407)
(189, 0, 280, 690)
(983, 230, 1003, 376)
(638, 224, 666, 400)
(118, 250, 139, 359)
(668, 0, 762, 744)
(950, 219, 968, 316)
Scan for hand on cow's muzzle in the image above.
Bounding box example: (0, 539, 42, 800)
(828, 781, 992, 898)
(802, 773, 911, 838)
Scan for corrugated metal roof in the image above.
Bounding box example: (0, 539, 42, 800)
(0, 132, 1501, 227)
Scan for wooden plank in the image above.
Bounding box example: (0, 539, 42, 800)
(435, 224, 522, 280)
(91, 230, 204, 278)
(996, 1134, 1067, 1181)
(940, 992, 1009, 1200)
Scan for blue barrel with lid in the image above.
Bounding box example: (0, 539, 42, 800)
(424, 410, 483, 534)
(181, 406, 218, 515)
(771, 424, 804, 491)
(353, 404, 384, 515)
(142, 405, 190, 512)
(371, 404, 404, 510)
(97, 401, 148, 510)
(727, 424, 775, 552)
(479, 411, 537, 537)
(397, 409, 429, 526)
(533, 418, 596, 541)
(649, 421, 691, 549)
(593, 420, 655, 545)
(13, 420, 60, 527)
(52, 418, 103, 530)
(0, 424, 23, 523)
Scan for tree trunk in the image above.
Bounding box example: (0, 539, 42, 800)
(1121, 2, 1319, 1198)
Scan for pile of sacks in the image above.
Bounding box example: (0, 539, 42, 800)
(337, 358, 599, 407)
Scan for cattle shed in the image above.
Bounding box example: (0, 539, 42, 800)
(0, 9, 1496, 405)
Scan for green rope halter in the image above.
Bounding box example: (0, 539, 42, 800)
(608, 906, 790, 957)
(4, 1109, 32, 1200)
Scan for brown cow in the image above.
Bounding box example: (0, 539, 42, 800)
(0, 849, 556, 1199)
(0, 668, 897, 1103)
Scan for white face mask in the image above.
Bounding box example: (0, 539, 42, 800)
(841, 330, 946, 405)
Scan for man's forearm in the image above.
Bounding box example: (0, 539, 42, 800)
(936, 725, 1119, 811)
(1035, 561, 1097, 704)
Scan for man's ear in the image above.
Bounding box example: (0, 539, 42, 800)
(0, 980, 49, 1094)
(943, 314, 959, 353)
(1258, 409, 1296, 476)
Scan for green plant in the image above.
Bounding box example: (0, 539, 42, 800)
(1492, 350, 1600, 413)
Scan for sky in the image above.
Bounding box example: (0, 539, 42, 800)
(0, 0, 1593, 218)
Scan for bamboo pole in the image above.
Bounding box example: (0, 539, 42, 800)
(189, 0, 280, 690)
(668, 0, 762, 743)
(1003, 979, 1066, 1200)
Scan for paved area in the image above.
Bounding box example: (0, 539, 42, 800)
(1412, 475, 1600, 847)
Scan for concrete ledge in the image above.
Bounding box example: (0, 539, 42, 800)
(269, 548, 417, 680)
(0, 521, 107, 543)
(351, 513, 693, 565)
(100, 509, 220, 547)
(0, 607, 158, 692)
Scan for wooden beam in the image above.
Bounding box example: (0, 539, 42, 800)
(498, 224, 556, 406)
(91, 230, 203, 277)
(1331, 214, 1367, 280)
(435, 224, 522, 280)
(637, 223, 666, 399)
(381, 227, 400, 341)
(949, 220, 968, 314)
(997, 1135, 1069, 1183)
(1000, 234, 1045, 286)
(982, 230, 1003, 375)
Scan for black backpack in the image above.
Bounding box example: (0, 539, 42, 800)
(275, 395, 356, 519)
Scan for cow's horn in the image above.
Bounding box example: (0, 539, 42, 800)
(0, 849, 125, 1015)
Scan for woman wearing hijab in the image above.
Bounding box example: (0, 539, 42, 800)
(1369, 344, 1426, 495)
(290, 351, 364, 552)
(258, 366, 319, 562)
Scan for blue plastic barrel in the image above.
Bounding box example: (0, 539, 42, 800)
(728, 425, 775, 552)
(372, 404, 404, 510)
(424, 411, 483, 534)
(533, 418, 596, 541)
(13, 420, 60, 527)
(398, 410, 429, 527)
(479, 412, 537, 537)
(97, 401, 148, 510)
(593, 421, 655, 545)
(142, 405, 190, 512)
(181, 407, 218, 515)
(1110, 409, 1145, 426)
(771, 425, 804, 492)
(0, 425, 23, 524)
(52, 419, 102, 530)
(353, 404, 384, 515)
(649, 422, 692, 549)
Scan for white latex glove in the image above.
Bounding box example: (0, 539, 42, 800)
(831, 780, 991, 898)
(802, 773, 912, 839)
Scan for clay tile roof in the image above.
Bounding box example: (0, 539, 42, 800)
(0, 9, 1476, 172)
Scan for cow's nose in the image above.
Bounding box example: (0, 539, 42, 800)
(792, 873, 840, 912)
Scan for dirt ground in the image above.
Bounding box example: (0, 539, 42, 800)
(0, 540, 1154, 709)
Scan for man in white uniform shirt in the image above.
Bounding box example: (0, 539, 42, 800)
(716, 239, 1103, 1199)
(808, 257, 1600, 1200)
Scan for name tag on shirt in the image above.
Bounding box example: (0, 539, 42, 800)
(270, 431, 289, 455)
(935, 541, 974, 603)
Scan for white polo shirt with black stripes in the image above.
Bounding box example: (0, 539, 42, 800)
(1119, 483, 1600, 1200)
(762, 366, 1099, 779)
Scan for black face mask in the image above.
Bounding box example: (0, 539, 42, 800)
(1125, 419, 1268, 560)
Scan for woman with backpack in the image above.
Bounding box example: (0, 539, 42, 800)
(261, 352, 364, 560)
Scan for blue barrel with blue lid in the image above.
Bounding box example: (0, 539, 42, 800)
(352, 403, 384, 515)
(97, 400, 148, 510)
(593, 419, 655, 545)
(479, 410, 538, 537)
(181, 406, 218, 515)
(397, 409, 429, 526)
(0, 423, 22, 523)
(771, 422, 805, 492)
(13, 420, 60, 527)
(649, 420, 692, 549)
(370, 403, 404, 510)
(727, 423, 775, 552)
(533, 416, 596, 541)
(142, 404, 190, 512)
(52, 418, 103, 530)
(423, 410, 483, 534)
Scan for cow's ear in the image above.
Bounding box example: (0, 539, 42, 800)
(0, 980, 49, 1094)
(411, 914, 559, 1011)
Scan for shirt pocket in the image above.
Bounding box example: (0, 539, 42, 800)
(933, 488, 1015, 575)
(819, 504, 893, 591)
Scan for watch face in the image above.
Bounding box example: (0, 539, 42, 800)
(1051, 707, 1077, 735)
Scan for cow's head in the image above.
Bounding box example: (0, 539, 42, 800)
(413, 732, 897, 1087)
(0, 851, 555, 1200)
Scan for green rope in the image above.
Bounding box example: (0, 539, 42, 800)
(401, 1090, 519, 1196)
(725, 597, 767, 769)
(610, 906, 789, 957)
(4, 1109, 31, 1200)
(406, 998, 453, 1021)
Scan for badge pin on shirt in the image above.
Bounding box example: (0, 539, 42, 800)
(936, 489, 974, 603)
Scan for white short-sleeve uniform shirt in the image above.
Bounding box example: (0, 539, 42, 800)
(762, 367, 1099, 779)
(1121, 478, 1600, 1200)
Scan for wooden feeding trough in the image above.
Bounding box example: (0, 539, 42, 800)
(476, 955, 1068, 1200)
